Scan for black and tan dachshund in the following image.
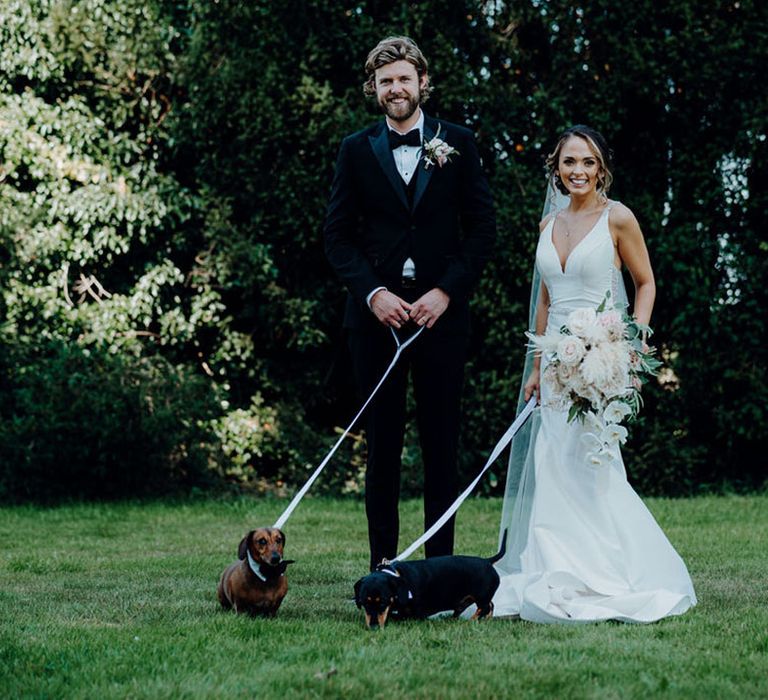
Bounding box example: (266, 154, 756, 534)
(217, 527, 294, 617)
(353, 531, 508, 629)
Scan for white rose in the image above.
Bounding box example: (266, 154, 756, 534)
(566, 307, 597, 336)
(598, 309, 622, 326)
(556, 336, 586, 366)
(603, 401, 632, 424)
(598, 309, 625, 341)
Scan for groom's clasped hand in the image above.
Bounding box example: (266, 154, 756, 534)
(370, 287, 450, 329)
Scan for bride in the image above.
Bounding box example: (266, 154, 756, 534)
(493, 125, 696, 623)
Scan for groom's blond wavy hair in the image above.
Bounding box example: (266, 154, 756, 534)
(363, 36, 432, 101)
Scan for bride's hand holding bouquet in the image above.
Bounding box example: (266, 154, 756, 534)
(523, 366, 541, 403)
(526, 292, 662, 467)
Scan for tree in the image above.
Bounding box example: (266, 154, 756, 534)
(1, 0, 765, 499)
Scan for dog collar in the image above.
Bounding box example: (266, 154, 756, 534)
(380, 566, 413, 599)
(246, 551, 268, 582)
(246, 551, 288, 581)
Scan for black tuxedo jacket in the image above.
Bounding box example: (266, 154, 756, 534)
(324, 114, 496, 331)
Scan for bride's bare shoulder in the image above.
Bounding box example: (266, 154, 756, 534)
(607, 201, 639, 230)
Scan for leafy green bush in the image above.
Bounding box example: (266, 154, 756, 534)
(0, 0, 310, 495)
(0, 341, 218, 501)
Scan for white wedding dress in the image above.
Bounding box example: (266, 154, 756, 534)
(492, 202, 697, 623)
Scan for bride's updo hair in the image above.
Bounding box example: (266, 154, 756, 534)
(546, 125, 614, 197)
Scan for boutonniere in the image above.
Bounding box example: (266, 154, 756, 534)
(422, 125, 459, 170)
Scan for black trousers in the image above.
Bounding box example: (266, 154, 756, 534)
(347, 318, 469, 570)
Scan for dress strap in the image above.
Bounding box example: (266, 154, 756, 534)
(595, 200, 617, 231)
(548, 199, 616, 231)
(540, 209, 559, 236)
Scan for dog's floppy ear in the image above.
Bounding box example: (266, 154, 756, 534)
(238, 531, 254, 560)
(277, 528, 286, 546)
(353, 578, 364, 608)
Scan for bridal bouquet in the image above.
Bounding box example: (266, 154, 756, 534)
(526, 293, 662, 467)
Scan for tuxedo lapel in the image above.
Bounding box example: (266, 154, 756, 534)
(368, 124, 409, 210)
(412, 115, 438, 212)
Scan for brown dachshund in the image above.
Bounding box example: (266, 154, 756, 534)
(217, 527, 294, 617)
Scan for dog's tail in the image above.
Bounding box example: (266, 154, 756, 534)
(488, 529, 508, 564)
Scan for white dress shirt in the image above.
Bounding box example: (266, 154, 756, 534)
(366, 112, 424, 308)
(389, 111, 424, 184)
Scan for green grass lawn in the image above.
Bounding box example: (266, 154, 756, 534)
(1, 494, 766, 699)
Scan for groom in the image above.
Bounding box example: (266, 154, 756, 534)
(324, 36, 496, 570)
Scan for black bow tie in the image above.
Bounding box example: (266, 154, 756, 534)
(388, 129, 421, 150)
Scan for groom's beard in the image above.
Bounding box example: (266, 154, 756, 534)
(379, 92, 420, 123)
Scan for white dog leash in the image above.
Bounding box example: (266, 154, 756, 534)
(273, 326, 424, 530)
(391, 396, 538, 563)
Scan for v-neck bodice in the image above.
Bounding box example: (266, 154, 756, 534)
(536, 202, 622, 332)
